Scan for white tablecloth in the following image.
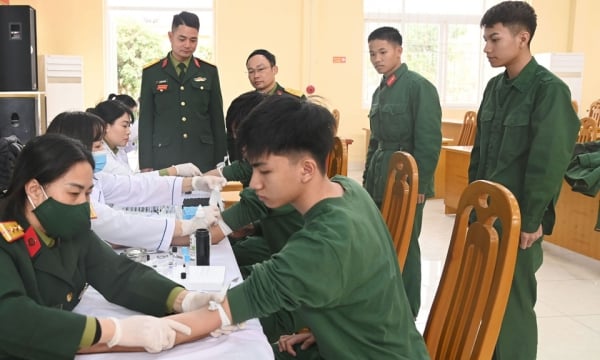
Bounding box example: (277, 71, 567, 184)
(74, 240, 274, 359)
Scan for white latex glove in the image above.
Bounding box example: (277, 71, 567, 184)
(210, 323, 246, 338)
(180, 204, 220, 236)
(174, 163, 202, 177)
(107, 315, 191, 353)
(192, 175, 227, 192)
(181, 290, 225, 312)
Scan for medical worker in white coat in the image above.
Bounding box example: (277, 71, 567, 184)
(46, 111, 225, 251)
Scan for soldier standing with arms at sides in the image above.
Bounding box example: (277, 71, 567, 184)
(138, 11, 226, 173)
(471, 2, 580, 359)
(364, 26, 442, 319)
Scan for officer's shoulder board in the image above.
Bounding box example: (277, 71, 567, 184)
(143, 58, 162, 70)
(0, 221, 24, 242)
(284, 87, 305, 98)
(196, 57, 217, 69)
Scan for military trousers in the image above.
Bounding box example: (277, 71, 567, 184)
(493, 237, 542, 360)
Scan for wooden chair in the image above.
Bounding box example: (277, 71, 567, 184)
(332, 108, 340, 135)
(456, 111, 477, 146)
(578, 117, 598, 143)
(588, 99, 600, 124)
(326, 136, 348, 177)
(424, 180, 521, 360)
(380, 151, 418, 270)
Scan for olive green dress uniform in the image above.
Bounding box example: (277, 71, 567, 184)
(227, 177, 429, 359)
(0, 216, 182, 360)
(139, 52, 227, 172)
(468, 58, 580, 360)
(363, 62, 442, 317)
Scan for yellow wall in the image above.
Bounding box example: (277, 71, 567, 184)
(7, 0, 600, 165)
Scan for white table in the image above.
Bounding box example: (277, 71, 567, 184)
(74, 240, 274, 359)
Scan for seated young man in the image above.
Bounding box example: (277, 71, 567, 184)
(172, 95, 429, 359)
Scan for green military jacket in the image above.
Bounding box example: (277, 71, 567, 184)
(222, 187, 304, 254)
(139, 53, 226, 172)
(364, 63, 442, 205)
(0, 215, 180, 360)
(228, 177, 429, 359)
(267, 82, 305, 98)
(469, 57, 580, 233)
(222, 159, 253, 187)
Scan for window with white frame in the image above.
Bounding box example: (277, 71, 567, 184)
(105, 0, 214, 99)
(363, 0, 503, 109)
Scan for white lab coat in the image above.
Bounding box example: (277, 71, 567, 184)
(102, 141, 135, 176)
(93, 171, 184, 207)
(90, 171, 185, 252)
(92, 201, 175, 252)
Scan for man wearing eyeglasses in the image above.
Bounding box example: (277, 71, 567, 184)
(246, 49, 304, 98)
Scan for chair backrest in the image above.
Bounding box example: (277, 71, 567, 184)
(332, 108, 340, 135)
(424, 180, 521, 360)
(457, 111, 477, 146)
(326, 136, 348, 177)
(588, 99, 600, 123)
(380, 151, 418, 270)
(578, 117, 598, 143)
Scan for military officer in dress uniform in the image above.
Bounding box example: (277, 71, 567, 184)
(138, 11, 226, 173)
(246, 49, 305, 98)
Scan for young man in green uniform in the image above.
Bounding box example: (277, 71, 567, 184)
(471, 2, 580, 359)
(364, 26, 442, 318)
(138, 11, 226, 173)
(176, 95, 430, 359)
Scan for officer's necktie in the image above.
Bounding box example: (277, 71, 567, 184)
(178, 63, 186, 82)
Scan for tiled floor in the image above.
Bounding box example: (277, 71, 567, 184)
(418, 198, 600, 359)
(348, 168, 600, 359)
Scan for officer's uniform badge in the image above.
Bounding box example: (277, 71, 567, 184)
(0, 221, 24, 242)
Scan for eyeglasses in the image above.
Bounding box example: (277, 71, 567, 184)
(247, 66, 271, 76)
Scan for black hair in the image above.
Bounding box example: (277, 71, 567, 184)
(236, 95, 335, 174)
(172, 11, 200, 31)
(226, 91, 267, 161)
(246, 49, 276, 67)
(87, 99, 134, 126)
(46, 111, 106, 151)
(480, 1, 537, 43)
(0, 134, 93, 219)
(108, 93, 137, 110)
(368, 26, 403, 46)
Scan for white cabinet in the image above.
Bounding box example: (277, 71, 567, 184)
(38, 55, 84, 124)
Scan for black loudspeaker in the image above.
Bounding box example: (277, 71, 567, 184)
(0, 98, 36, 143)
(0, 6, 37, 91)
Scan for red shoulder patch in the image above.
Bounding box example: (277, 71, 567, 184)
(23, 227, 41, 258)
